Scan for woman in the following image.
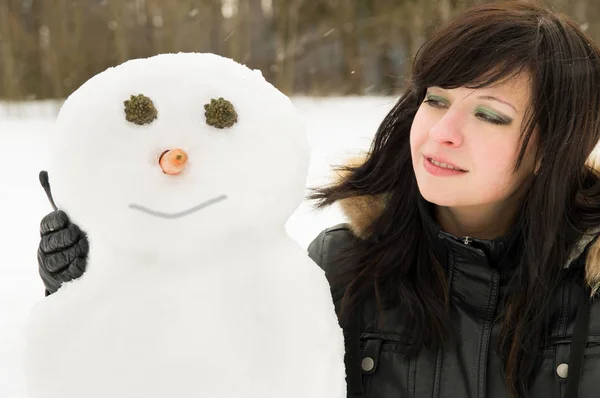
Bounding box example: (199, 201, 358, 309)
(36, 1, 600, 397)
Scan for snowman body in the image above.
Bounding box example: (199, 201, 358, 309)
(23, 53, 346, 398)
(25, 236, 345, 398)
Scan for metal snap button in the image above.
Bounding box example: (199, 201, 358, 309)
(361, 356, 375, 372)
(557, 363, 569, 379)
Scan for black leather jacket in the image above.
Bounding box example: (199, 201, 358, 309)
(307, 199, 600, 398)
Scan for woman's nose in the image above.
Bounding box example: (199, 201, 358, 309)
(159, 148, 188, 175)
(429, 110, 464, 147)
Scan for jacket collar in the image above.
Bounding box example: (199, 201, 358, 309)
(416, 193, 521, 270)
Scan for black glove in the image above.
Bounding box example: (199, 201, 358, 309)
(38, 210, 89, 296)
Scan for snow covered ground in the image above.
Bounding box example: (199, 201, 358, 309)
(0, 96, 395, 397)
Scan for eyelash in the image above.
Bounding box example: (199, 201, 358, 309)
(423, 98, 511, 126)
(476, 112, 509, 125)
(423, 98, 445, 108)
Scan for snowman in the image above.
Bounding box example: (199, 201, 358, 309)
(24, 53, 346, 398)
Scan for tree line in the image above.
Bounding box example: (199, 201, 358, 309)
(0, 0, 598, 100)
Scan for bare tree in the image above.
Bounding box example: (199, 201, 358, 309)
(2, 0, 600, 100)
(0, 0, 17, 99)
(331, 0, 364, 94)
(273, 0, 302, 94)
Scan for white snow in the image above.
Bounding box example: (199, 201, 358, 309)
(0, 68, 395, 396)
(24, 53, 347, 398)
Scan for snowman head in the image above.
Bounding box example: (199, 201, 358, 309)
(47, 53, 309, 254)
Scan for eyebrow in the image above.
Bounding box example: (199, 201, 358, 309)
(478, 95, 518, 114)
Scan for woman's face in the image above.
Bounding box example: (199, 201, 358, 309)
(410, 74, 538, 210)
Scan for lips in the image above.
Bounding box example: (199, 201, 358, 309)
(422, 155, 467, 177)
(423, 154, 466, 171)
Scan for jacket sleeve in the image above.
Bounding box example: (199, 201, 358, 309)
(307, 228, 328, 268)
(307, 224, 356, 270)
(307, 224, 358, 302)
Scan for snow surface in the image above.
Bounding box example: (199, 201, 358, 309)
(0, 95, 395, 397)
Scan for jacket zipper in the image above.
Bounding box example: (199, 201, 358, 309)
(439, 232, 476, 248)
(440, 232, 499, 397)
(438, 234, 486, 258)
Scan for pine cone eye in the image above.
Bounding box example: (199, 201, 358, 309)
(124, 94, 158, 125)
(204, 98, 238, 129)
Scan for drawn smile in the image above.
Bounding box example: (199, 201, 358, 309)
(128, 195, 228, 219)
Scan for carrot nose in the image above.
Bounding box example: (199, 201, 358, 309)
(159, 149, 188, 175)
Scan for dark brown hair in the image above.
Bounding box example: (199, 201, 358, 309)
(310, 1, 600, 397)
